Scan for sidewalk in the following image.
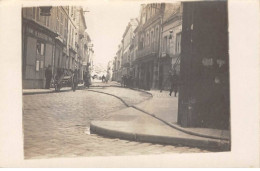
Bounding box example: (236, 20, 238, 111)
(134, 90, 230, 141)
(89, 86, 230, 150)
(23, 84, 85, 95)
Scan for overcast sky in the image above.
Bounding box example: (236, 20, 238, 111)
(83, 1, 141, 68)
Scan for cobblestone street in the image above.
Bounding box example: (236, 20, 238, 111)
(23, 88, 208, 159)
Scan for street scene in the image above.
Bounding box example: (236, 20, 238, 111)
(22, 1, 230, 160)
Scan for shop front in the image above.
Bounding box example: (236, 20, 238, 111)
(22, 19, 57, 89)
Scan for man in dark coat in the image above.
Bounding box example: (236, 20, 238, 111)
(72, 69, 79, 92)
(45, 65, 52, 89)
(169, 70, 178, 97)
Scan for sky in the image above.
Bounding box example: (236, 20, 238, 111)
(83, 1, 141, 69)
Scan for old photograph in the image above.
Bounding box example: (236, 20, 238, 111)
(21, 1, 231, 160)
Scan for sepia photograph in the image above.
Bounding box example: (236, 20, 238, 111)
(22, 0, 230, 160)
(0, 0, 259, 168)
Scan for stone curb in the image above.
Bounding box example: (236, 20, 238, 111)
(131, 106, 230, 141)
(23, 85, 85, 95)
(87, 87, 230, 141)
(90, 121, 230, 151)
(86, 89, 130, 107)
(108, 85, 154, 97)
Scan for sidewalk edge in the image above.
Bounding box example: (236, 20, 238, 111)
(90, 121, 230, 150)
(87, 87, 230, 141)
(132, 106, 230, 141)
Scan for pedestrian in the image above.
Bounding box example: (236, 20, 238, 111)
(45, 65, 52, 89)
(72, 69, 79, 92)
(102, 75, 105, 82)
(169, 70, 178, 97)
(84, 70, 91, 88)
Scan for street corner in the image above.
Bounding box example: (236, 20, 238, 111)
(90, 120, 137, 141)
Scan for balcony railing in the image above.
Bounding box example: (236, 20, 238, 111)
(136, 43, 159, 59)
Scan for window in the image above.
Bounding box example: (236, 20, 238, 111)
(32, 7, 36, 19)
(46, 15, 50, 27)
(151, 31, 154, 43)
(155, 27, 159, 42)
(60, 13, 63, 36)
(146, 32, 150, 46)
(163, 36, 167, 52)
(72, 29, 74, 46)
(176, 33, 181, 54)
(36, 7, 40, 21)
(36, 41, 45, 56)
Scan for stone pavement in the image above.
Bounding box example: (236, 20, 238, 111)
(23, 89, 208, 159)
(23, 81, 230, 150)
(89, 84, 230, 150)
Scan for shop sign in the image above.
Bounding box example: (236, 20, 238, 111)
(35, 31, 48, 41)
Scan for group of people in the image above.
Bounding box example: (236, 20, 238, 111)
(45, 65, 179, 96)
(44, 65, 91, 92)
(101, 75, 107, 83)
(121, 74, 134, 88)
(83, 70, 91, 88)
(160, 69, 179, 97)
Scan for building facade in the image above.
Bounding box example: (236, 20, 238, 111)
(22, 6, 93, 89)
(159, 3, 182, 90)
(121, 19, 139, 77)
(134, 3, 164, 90)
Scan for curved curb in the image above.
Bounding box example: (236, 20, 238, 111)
(86, 89, 153, 107)
(87, 87, 229, 141)
(131, 106, 230, 141)
(86, 89, 130, 107)
(90, 122, 230, 151)
(105, 85, 153, 97)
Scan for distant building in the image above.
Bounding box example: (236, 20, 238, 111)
(121, 19, 139, 76)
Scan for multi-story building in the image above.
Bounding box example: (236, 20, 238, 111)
(159, 3, 182, 90)
(111, 3, 182, 90)
(22, 7, 68, 88)
(134, 3, 164, 90)
(121, 19, 138, 77)
(22, 6, 92, 89)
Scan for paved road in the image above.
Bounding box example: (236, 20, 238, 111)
(23, 88, 208, 159)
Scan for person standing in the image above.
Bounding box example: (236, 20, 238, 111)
(72, 69, 79, 92)
(45, 65, 52, 89)
(169, 70, 178, 97)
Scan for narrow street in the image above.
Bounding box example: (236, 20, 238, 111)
(23, 86, 208, 159)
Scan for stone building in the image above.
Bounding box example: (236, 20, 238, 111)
(112, 43, 123, 82)
(22, 6, 92, 89)
(159, 3, 182, 90)
(134, 4, 164, 90)
(121, 19, 139, 77)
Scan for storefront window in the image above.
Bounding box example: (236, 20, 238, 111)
(36, 60, 40, 71)
(176, 33, 181, 54)
(36, 41, 45, 56)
